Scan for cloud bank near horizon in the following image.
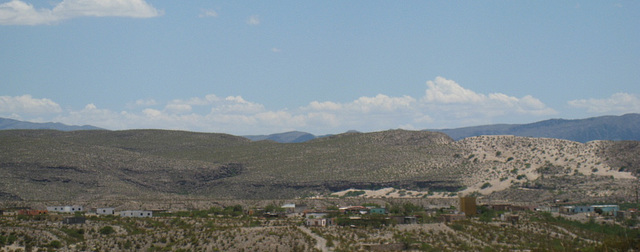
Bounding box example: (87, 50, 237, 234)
(1, 77, 637, 135)
(0, 0, 161, 25)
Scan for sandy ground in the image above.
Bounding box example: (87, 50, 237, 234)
(299, 226, 329, 252)
(333, 136, 636, 200)
(457, 136, 636, 195)
(331, 187, 455, 199)
(0, 244, 25, 252)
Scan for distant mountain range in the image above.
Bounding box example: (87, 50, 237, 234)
(243, 131, 316, 143)
(0, 118, 103, 131)
(244, 114, 640, 143)
(2, 113, 639, 143)
(431, 113, 640, 142)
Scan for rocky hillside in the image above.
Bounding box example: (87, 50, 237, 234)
(0, 129, 637, 203)
(454, 135, 637, 202)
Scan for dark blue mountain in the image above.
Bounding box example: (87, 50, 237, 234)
(0, 117, 103, 131)
(431, 113, 640, 142)
(244, 131, 316, 143)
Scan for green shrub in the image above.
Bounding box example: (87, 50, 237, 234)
(343, 190, 366, 197)
(99, 226, 115, 235)
(48, 240, 63, 249)
(60, 227, 85, 243)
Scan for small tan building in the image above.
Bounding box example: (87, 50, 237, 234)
(459, 197, 477, 216)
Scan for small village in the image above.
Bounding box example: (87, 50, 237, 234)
(1, 197, 637, 251)
(2, 198, 630, 226)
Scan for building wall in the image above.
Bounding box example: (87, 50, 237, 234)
(574, 206, 593, 213)
(306, 213, 328, 219)
(592, 205, 620, 216)
(459, 197, 477, 217)
(97, 208, 115, 215)
(440, 214, 466, 223)
(306, 218, 329, 227)
(63, 217, 86, 224)
(370, 208, 387, 215)
(120, 210, 153, 217)
(18, 210, 48, 216)
(46, 205, 83, 213)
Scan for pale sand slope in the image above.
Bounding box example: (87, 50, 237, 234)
(331, 135, 636, 199)
(456, 135, 635, 195)
(331, 187, 454, 199)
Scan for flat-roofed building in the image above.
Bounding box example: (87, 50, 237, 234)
(47, 205, 84, 213)
(97, 207, 115, 215)
(120, 210, 152, 218)
(459, 197, 477, 217)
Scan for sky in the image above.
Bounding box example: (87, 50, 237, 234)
(1, 0, 639, 135)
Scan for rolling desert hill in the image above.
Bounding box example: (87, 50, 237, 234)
(0, 129, 638, 203)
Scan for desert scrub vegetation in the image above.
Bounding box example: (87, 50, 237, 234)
(2, 208, 640, 251)
(0, 212, 316, 251)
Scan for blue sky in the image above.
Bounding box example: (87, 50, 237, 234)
(1, 0, 639, 135)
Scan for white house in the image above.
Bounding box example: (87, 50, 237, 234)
(306, 212, 329, 219)
(46, 205, 84, 213)
(306, 218, 329, 227)
(282, 203, 296, 213)
(305, 212, 334, 227)
(120, 210, 153, 218)
(97, 207, 115, 215)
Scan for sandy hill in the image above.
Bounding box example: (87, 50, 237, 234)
(455, 135, 637, 202)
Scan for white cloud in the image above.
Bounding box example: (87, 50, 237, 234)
(136, 98, 157, 106)
(424, 77, 485, 103)
(308, 101, 342, 111)
(246, 15, 259, 25)
(304, 112, 340, 128)
(165, 94, 265, 115)
(126, 98, 157, 108)
(0, 0, 161, 25)
(271, 47, 281, 53)
(0, 0, 57, 25)
(568, 93, 640, 114)
(421, 76, 557, 118)
(255, 111, 305, 127)
(0, 95, 62, 115)
(199, 9, 217, 18)
(5, 77, 561, 135)
(307, 94, 415, 114)
(142, 108, 162, 117)
(53, 0, 161, 18)
(350, 94, 415, 113)
(55, 103, 127, 129)
(216, 96, 265, 114)
(164, 103, 192, 114)
(84, 103, 97, 110)
(301, 94, 424, 132)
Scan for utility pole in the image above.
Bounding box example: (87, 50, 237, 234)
(636, 180, 639, 205)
